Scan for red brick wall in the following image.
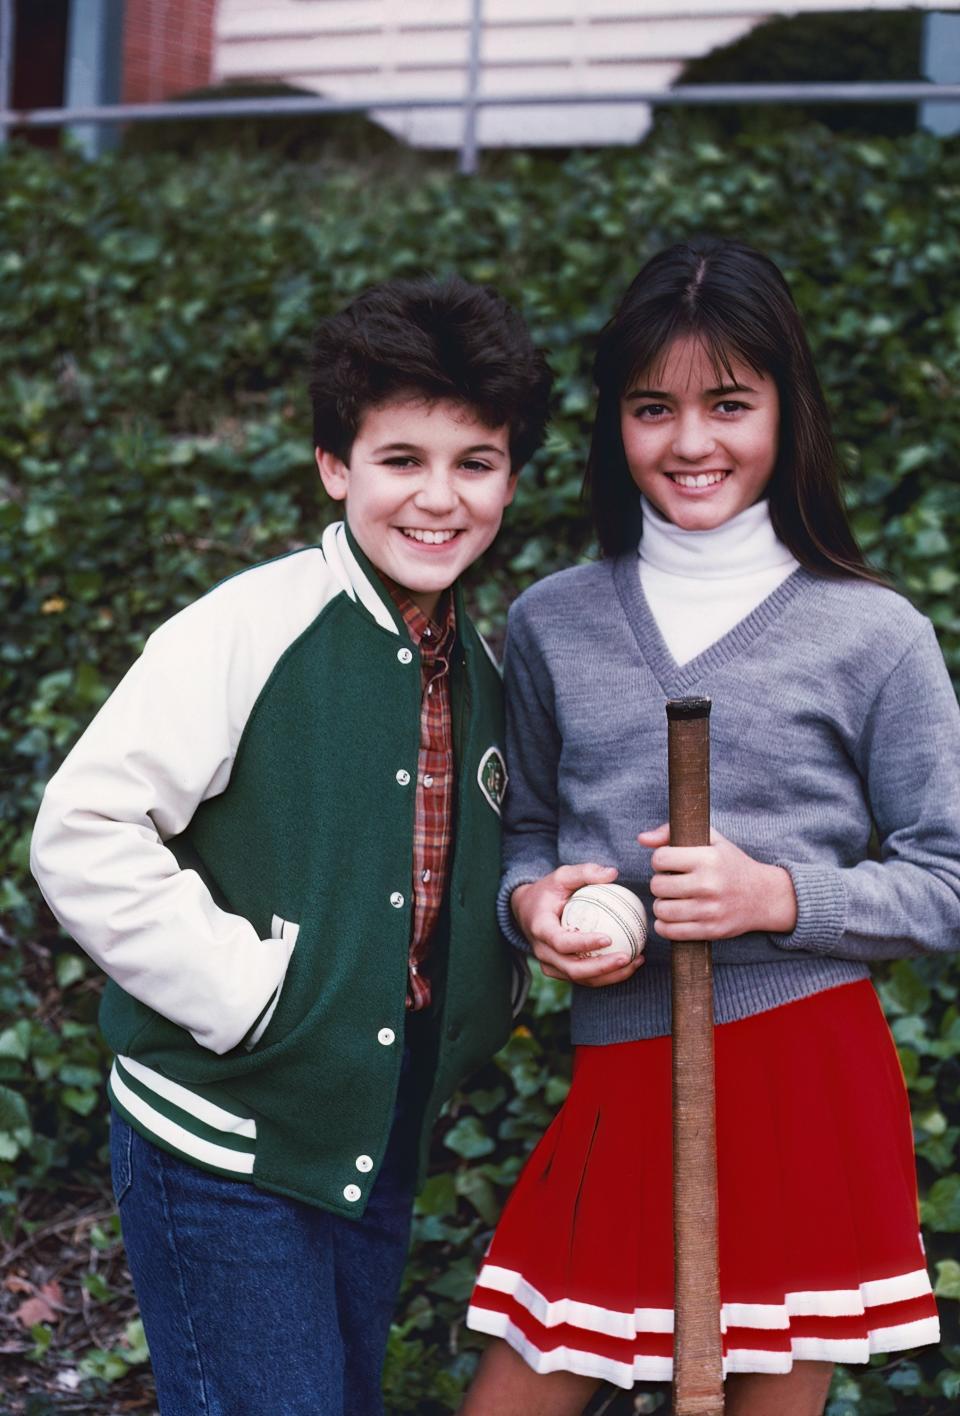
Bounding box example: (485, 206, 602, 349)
(122, 0, 217, 103)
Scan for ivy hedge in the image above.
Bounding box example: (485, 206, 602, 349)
(2, 124, 959, 1413)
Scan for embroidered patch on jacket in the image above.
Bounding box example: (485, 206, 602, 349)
(478, 746, 508, 816)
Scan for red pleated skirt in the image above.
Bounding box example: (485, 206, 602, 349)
(467, 981, 939, 1388)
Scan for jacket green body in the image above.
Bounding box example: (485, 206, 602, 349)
(31, 522, 518, 1217)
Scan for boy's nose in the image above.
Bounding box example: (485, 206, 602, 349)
(414, 471, 459, 513)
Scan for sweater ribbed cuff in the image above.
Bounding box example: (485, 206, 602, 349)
(771, 862, 846, 954)
(497, 863, 555, 953)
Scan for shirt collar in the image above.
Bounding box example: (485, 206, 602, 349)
(381, 580, 457, 652)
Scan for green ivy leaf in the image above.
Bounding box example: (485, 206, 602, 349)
(455, 1169, 500, 1225)
(934, 1259, 960, 1300)
(0, 1023, 30, 1061)
(443, 1117, 495, 1160)
(921, 1175, 960, 1232)
(879, 961, 931, 1016)
(414, 1171, 457, 1218)
(426, 1258, 477, 1303)
(55, 954, 86, 989)
(61, 1087, 98, 1116)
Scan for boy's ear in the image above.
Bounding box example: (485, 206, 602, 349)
(316, 447, 348, 502)
(504, 469, 519, 507)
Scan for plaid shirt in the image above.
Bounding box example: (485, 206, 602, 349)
(384, 585, 457, 1011)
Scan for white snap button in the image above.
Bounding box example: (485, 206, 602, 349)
(390, 891, 404, 908)
(356, 1155, 373, 1173)
(377, 1027, 396, 1046)
(395, 769, 411, 786)
(423, 774, 434, 788)
(343, 1184, 361, 1202)
(421, 868, 431, 883)
(397, 647, 413, 664)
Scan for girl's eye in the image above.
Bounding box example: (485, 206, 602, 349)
(634, 403, 670, 420)
(716, 400, 749, 415)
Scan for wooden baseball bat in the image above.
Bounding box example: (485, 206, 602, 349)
(666, 697, 724, 1416)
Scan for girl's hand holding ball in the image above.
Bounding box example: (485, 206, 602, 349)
(637, 823, 798, 939)
(511, 864, 646, 987)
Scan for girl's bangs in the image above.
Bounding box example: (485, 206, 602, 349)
(618, 317, 770, 398)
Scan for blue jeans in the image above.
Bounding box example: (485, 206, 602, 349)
(111, 1049, 421, 1415)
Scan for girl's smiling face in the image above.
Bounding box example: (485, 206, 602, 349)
(620, 334, 780, 531)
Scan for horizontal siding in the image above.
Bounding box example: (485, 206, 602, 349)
(215, 0, 947, 149)
(273, 61, 682, 97)
(221, 0, 952, 30)
(217, 20, 752, 77)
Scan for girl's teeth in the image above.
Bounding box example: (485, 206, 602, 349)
(670, 472, 727, 488)
(402, 528, 458, 544)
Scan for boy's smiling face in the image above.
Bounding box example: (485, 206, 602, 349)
(316, 396, 516, 619)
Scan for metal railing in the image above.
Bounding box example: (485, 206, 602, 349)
(2, 0, 959, 173)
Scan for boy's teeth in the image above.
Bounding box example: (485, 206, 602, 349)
(669, 471, 727, 488)
(401, 528, 458, 544)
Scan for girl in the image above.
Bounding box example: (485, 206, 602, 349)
(461, 238, 960, 1416)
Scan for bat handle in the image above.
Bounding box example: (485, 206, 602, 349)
(666, 697, 724, 1416)
(666, 696, 711, 848)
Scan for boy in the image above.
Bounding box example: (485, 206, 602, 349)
(30, 276, 552, 1415)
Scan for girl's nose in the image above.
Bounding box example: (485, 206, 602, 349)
(671, 416, 717, 461)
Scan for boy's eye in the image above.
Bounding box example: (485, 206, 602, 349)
(461, 459, 493, 472)
(383, 456, 418, 468)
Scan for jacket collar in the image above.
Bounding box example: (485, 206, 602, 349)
(320, 519, 467, 639)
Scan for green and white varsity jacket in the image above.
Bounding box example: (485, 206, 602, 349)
(30, 521, 519, 1217)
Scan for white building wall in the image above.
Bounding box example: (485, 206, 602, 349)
(214, 1, 951, 148)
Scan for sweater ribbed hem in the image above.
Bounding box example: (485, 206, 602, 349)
(569, 957, 870, 1044)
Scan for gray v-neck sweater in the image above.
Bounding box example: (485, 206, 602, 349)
(498, 555, 960, 1043)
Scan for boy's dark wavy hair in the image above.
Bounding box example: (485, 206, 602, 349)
(585, 236, 881, 582)
(309, 275, 552, 469)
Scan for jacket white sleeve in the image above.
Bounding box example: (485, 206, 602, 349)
(30, 555, 334, 1054)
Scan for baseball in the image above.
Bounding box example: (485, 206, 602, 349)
(561, 883, 647, 961)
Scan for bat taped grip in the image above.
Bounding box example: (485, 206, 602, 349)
(667, 698, 711, 848)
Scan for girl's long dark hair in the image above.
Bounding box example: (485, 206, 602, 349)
(585, 237, 882, 582)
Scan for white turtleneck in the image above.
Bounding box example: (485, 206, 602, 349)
(638, 495, 800, 665)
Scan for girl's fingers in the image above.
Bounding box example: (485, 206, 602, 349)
(639, 826, 721, 854)
(654, 919, 717, 942)
(648, 844, 713, 875)
(653, 897, 714, 924)
(553, 862, 618, 891)
(577, 956, 644, 988)
(533, 939, 636, 981)
(535, 931, 618, 963)
(649, 871, 704, 899)
(546, 925, 615, 957)
(568, 950, 633, 977)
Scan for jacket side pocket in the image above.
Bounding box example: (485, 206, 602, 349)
(243, 915, 300, 1051)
